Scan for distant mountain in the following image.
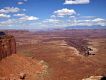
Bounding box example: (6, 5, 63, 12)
(64, 26, 106, 29)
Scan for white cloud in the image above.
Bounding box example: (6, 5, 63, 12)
(14, 14, 26, 17)
(64, 0, 90, 4)
(0, 19, 16, 26)
(42, 17, 106, 28)
(0, 7, 21, 13)
(14, 14, 38, 21)
(92, 18, 106, 26)
(0, 17, 106, 29)
(17, 2, 24, 5)
(67, 18, 106, 26)
(19, 16, 39, 21)
(0, 6, 105, 29)
(92, 18, 105, 22)
(50, 15, 56, 18)
(17, 0, 28, 5)
(54, 8, 76, 17)
(0, 16, 39, 27)
(43, 19, 60, 23)
(0, 14, 10, 18)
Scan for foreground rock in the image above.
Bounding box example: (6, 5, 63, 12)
(0, 54, 48, 80)
(0, 32, 48, 80)
(0, 32, 16, 60)
(82, 76, 106, 80)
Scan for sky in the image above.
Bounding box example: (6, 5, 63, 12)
(0, 0, 106, 30)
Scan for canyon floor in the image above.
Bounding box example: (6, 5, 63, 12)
(0, 29, 106, 80)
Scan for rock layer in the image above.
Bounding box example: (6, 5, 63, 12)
(0, 34, 16, 60)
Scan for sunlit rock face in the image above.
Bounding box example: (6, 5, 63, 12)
(82, 76, 106, 80)
(0, 32, 16, 60)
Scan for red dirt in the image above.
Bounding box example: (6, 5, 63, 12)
(0, 54, 48, 80)
(0, 29, 106, 80)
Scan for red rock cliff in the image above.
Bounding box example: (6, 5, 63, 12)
(0, 34, 16, 60)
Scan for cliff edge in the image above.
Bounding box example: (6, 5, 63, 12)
(0, 32, 48, 80)
(0, 32, 16, 60)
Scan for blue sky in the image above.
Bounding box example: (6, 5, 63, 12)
(0, 0, 106, 29)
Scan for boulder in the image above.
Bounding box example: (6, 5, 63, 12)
(19, 73, 26, 80)
(82, 76, 104, 80)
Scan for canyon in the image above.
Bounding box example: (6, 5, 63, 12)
(0, 29, 106, 80)
(0, 32, 48, 80)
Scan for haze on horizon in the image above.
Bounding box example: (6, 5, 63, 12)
(0, 0, 106, 30)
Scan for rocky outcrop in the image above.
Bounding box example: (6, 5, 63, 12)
(82, 76, 106, 80)
(0, 54, 49, 80)
(0, 32, 16, 60)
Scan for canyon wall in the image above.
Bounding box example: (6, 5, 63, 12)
(0, 34, 16, 60)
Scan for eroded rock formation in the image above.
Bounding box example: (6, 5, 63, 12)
(82, 76, 106, 80)
(0, 32, 16, 60)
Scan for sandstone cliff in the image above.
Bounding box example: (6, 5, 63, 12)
(0, 32, 16, 60)
(0, 32, 48, 80)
